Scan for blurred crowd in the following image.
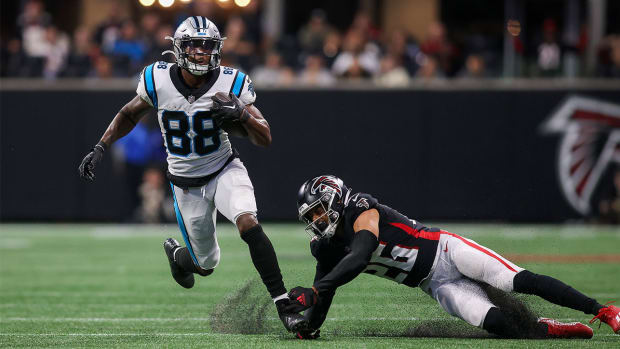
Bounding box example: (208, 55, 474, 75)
(2, 0, 620, 86)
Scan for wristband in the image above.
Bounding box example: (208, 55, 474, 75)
(94, 141, 108, 152)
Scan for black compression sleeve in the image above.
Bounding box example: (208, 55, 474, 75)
(304, 263, 335, 330)
(240, 225, 287, 298)
(513, 270, 603, 315)
(312, 230, 378, 295)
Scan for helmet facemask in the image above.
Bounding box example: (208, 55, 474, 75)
(165, 36, 224, 75)
(298, 189, 341, 239)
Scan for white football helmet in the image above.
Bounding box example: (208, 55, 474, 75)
(164, 16, 225, 75)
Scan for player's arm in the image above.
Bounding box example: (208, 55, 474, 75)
(101, 95, 152, 146)
(288, 209, 380, 311)
(241, 103, 272, 147)
(211, 92, 271, 147)
(298, 262, 336, 338)
(312, 209, 380, 294)
(78, 96, 151, 181)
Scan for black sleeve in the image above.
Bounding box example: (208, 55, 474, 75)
(302, 262, 336, 330)
(312, 230, 379, 295)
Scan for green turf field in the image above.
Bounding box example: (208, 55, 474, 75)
(1, 223, 619, 348)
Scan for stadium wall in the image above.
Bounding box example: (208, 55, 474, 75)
(2, 82, 619, 222)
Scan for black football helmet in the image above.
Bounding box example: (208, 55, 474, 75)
(297, 175, 350, 239)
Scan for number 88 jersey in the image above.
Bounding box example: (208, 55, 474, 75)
(136, 61, 256, 178)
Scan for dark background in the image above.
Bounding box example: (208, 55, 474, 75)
(2, 87, 620, 222)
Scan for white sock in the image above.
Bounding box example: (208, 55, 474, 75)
(272, 293, 288, 303)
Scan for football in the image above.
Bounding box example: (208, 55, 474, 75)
(213, 92, 249, 138)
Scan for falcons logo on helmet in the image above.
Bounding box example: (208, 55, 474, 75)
(542, 96, 620, 215)
(310, 176, 342, 196)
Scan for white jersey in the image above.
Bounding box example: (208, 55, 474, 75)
(136, 61, 256, 178)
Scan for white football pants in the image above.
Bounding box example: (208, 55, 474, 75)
(170, 158, 257, 270)
(420, 233, 525, 328)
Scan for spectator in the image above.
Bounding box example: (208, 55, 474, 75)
(112, 21, 146, 76)
(18, 0, 51, 76)
(112, 120, 166, 220)
(94, 2, 124, 54)
(420, 21, 455, 76)
(415, 54, 444, 80)
(332, 29, 380, 79)
(251, 51, 293, 86)
(457, 54, 488, 78)
(385, 29, 420, 76)
(63, 26, 96, 77)
(3, 39, 29, 77)
(137, 167, 167, 223)
(92, 55, 113, 78)
(298, 54, 335, 86)
(374, 54, 410, 87)
(598, 35, 620, 78)
(140, 12, 161, 57)
(240, 0, 264, 50)
(608, 36, 620, 78)
(42, 26, 70, 79)
(298, 9, 333, 54)
(146, 24, 174, 64)
(597, 169, 620, 224)
(350, 11, 381, 43)
(535, 19, 561, 77)
(222, 16, 256, 70)
(321, 31, 342, 67)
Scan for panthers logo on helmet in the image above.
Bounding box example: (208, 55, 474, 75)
(310, 176, 342, 196)
(542, 95, 620, 215)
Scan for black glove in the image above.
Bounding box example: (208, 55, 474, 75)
(287, 286, 318, 313)
(275, 298, 309, 333)
(210, 92, 249, 127)
(296, 329, 320, 340)
(78, 141, 107, 181)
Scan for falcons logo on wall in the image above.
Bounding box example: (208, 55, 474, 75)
(542, 96, 620, 215)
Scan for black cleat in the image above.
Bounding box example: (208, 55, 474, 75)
(163, 238, 195, 289)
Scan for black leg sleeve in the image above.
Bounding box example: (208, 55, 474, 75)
(175, 247, 213, 276)
(513, 270, 603, 315)
(482, 307, 548, 338)
(483, 307, 513, 338)
(240, 225, 287, 298)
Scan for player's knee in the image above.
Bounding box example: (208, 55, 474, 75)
(236, 213, 258, 234)
(513, 270, 538, 294)
(494, 270, 519, 292)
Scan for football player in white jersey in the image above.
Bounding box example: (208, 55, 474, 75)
(78, 16, 307, 333)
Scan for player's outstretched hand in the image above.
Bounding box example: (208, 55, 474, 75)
(296, 329, 320, 340)
(210, 92, 249, 126)
(78, 142, 106, 181)
(287, 286, 318, 312)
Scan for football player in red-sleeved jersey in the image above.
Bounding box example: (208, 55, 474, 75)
(287, 175, 619, 340)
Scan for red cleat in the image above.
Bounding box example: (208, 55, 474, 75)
(590, 302, 620, 334)
(538, 318, 593, 339)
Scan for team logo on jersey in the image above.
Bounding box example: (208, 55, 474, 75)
(541, 96, 620, 215)
(310, 176, 342, 196)
(356, 198, 370, 209)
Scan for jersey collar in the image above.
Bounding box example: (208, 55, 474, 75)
(169, 64, 220, 103)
